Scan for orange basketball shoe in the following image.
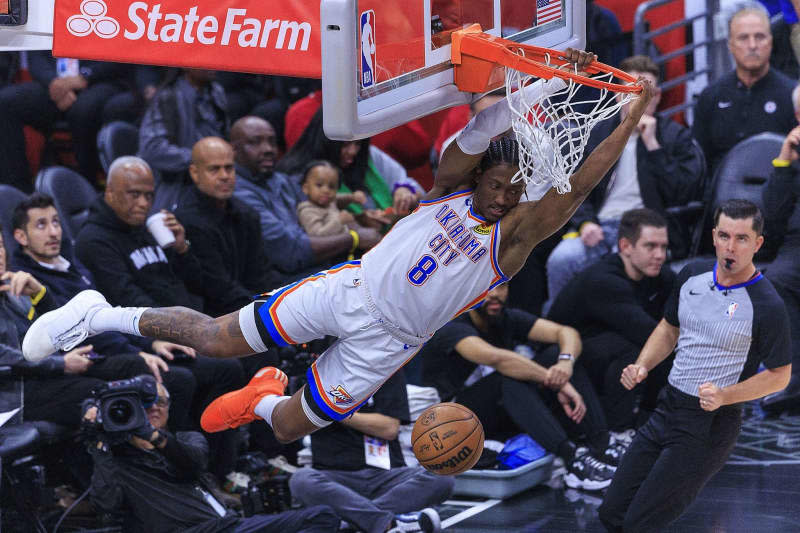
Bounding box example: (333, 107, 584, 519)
(201, 367, 289, 433)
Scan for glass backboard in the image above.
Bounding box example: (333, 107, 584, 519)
(321, 0, 585, 140)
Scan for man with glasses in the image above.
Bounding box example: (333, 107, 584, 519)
(86, 381, 339, 533)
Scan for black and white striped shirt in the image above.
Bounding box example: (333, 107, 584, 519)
(665, 261, 791, 397)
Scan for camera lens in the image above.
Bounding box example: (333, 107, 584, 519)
(107, 399, 134, 426)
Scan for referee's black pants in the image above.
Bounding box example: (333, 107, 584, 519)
(598, 385, 741, 533)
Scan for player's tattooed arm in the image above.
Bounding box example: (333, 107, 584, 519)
(138, 307, 254, 358)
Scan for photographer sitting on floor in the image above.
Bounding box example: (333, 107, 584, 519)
(83, 379, 339, 533)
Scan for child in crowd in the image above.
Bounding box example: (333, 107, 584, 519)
(297, 160, 365, 237)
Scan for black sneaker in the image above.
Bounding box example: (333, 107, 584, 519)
(564, 447, 615, 491)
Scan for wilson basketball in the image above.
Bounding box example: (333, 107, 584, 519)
(412, 402, 484, 476)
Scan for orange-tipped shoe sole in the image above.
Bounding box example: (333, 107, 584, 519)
(201, 367, 289, 432)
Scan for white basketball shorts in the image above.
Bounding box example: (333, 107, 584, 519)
(238, 261, 423, 422)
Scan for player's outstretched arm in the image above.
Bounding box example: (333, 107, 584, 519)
(428, 48, 597, 201)
(498, 77, 655, 277)
(138, 307, 256, 358)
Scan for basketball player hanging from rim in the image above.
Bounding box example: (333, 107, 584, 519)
(23, 48, 655, 444)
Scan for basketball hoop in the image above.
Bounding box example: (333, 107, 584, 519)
(452, 25, 643, 193)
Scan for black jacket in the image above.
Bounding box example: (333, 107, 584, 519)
(175, 188, 279, 317)
(11, 248, 152, 355)
(569, 115, 704, 256)
(0, 290, 65, 415)
(763, 165, 800, 257)
(90, 430, 241, 533)
(75, 197, 204, 310)
(547, 254, 675, 346)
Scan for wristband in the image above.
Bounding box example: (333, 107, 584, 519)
(349, 229, 359, 253)
(773, 158, 792, 168)
(558, 353, 575, 362)
(30, 285, 47, 305)
(392, 182, 418, 195)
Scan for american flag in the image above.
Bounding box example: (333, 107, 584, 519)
(537, 0, 563, 25)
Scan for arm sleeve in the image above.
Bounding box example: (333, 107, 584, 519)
(159, 431, 209, 479)
(505, 309, 538, 342)
(435, 320, 483, 355)
(138, 92, 192, 174)
(664, 265, 693, 327)
(75, 236, 161, 308)
(757, 295, 792, 369)
(0, 343, 65, 377)
(234, 187, 315, 272)
(28, 51, 57, 87)
(691, 90, 713, 172)
(645, 124, 705, 206)
(762, 166, 799, 250)
(167, 247, 206, 297)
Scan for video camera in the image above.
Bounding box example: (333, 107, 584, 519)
(82, 375, 157, 444)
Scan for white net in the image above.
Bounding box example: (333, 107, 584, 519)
(505, 53, 638, 194)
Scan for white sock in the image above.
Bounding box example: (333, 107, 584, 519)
(456, 77, 567, 155)
(88, 307, 149, 336)
(254, 395, 290, 427)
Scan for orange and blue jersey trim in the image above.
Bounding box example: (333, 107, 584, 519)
(488, 221, 509, 289)
(256, 260, 361, 347)
(305, 363, 368, 420)
(467, 204, 487, 224)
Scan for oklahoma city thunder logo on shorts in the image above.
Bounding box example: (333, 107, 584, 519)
(329, 385, 355, 405)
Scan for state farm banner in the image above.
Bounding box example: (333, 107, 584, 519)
(53, 0, 322, 77)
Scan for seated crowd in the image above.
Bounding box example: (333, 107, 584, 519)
(1, 3, 800, 530)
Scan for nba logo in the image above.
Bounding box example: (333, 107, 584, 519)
(360, 10, 376, 88)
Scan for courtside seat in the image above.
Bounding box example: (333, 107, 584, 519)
(97, 121, 139, 173)
(35, 166, 97, 246)
(0, 184, 28, 253)
(668, 132, 783, 272)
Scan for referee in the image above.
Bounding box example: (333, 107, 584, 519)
(598, 199, 791, 532)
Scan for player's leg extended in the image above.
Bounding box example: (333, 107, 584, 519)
(21, 290, 262, 361)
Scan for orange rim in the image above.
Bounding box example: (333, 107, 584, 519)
(451, 25, 643, 95)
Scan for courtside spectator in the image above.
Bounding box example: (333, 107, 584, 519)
(290, 372, 452, 533)
(138, 69, 228, 208)
(0, 51, 137, 189)
(276, 110, 423, 228)
(176, 137, 279, 315)
(74, 158, 245, 484)
(87, 381, 339, 533)
(10, 193, 197, 429)
(231, 116, 380, 279)
(693, 2, 796, 174)
(545, 55, 702, 307)
(419, 282, 620, 491)
(548, 209, 675, 433)
(759, 92, 800, 411)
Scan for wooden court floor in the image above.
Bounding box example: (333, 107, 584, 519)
(436, 404, 800, 532)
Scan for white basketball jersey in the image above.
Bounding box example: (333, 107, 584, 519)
(361, 189, 508, 337)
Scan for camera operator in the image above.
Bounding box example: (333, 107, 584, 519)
(84, 380, 338, 533)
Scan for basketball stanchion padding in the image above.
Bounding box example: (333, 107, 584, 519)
(451, 24, 643, 194)
(412, 402, 484, 476)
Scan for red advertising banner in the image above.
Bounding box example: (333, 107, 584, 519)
(53, 0, 322, 77)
